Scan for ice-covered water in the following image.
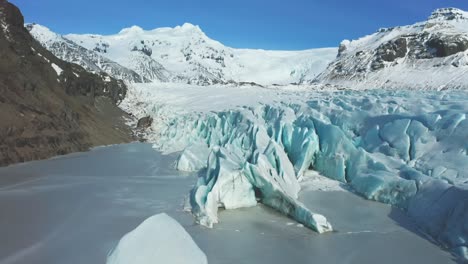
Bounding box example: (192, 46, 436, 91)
(0, 143, 455, 263)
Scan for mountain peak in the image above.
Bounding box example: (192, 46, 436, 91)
(174, 22, 203, 33)
(117, 23, 204, 36)
(181, 22, 196, 29)
(25, 23, 61, 44)
(118, 25, 144, 35)
(428, 7, 468, 21)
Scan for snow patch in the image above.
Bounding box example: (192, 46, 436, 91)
(51, 63, 63, 76)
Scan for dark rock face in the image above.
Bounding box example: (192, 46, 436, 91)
(0, 0, 133, 166)
(429, 7, 468, 21)
(370, 58, 385, 71)
(93, 42, 109, 53)
(137, 116, 153, 129)
(314, 7, 468, 88)
(59, 69, 127, 104)
(132, 44, 152, 57)
(377, 38, 407, 62)
(337, 43, 347, 57)
(426, 35, 468, 57)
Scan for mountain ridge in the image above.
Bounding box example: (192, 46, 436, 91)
(29, 22, 337, 86)
(27, 7, 468, 90)
(312, 7, 468, 90)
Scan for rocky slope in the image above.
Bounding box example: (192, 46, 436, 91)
(0, 0, 133, 166)
(313, 8, 468, 90)
(28, 23, 337, 86)
(27, 24, 151, 83)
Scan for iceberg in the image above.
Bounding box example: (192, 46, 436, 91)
(107, 213, 207, 264)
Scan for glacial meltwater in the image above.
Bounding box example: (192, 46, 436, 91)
(0, 143, 455, 264)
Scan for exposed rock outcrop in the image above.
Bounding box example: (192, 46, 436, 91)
(314, 8, 468, 90)
(426, 34, 468, 57)
(137, 116, 153, 129)
(0, 0, 134, 166)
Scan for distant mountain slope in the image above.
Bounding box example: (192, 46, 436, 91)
(30, 23, 336, 86)
(27, 24, 152, 83)
(313, 8, 468, 90)
(0, 0, 133, 166)
(26, 8, 468, 90)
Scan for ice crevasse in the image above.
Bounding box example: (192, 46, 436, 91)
(150, 92, 468, 260)
(182, 106, 334, 233)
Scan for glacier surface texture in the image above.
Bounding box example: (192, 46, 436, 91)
(126, 88, 468, 260)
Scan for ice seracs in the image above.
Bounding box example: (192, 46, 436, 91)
(121, 83, 468, 260)
(182, 106, 333, 233)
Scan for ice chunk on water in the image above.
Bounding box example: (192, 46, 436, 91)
(107, 213, 207, 264)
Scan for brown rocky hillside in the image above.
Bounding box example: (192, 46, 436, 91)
(0, 0, 134, 166)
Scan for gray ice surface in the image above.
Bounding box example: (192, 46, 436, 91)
(0, 143, 455, 264)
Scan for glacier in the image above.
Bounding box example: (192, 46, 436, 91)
(172, 105, 333, 233)
(121, 84, 468, 260)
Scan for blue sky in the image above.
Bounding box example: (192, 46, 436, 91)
(11, 0, 468, 50)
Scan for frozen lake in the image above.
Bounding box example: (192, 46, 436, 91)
(0, 143, 455, 264)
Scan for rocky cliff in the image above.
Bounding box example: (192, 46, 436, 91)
(0, 0, 133, 166)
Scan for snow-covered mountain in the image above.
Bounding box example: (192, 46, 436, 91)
(29, 22, 337, 86)
(27, 8, 468, 89)
(26, 24, 151, 83)
(314, 8, 468, 90)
